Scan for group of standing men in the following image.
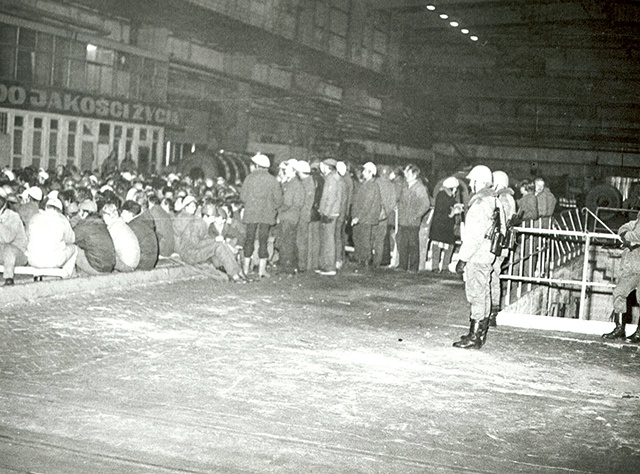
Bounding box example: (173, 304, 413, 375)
(239, 153, 433, 279)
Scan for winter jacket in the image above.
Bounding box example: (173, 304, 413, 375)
(319, 171, 343, 218)
(618, 218, 640, 275)
(26, 209, 75, 268)
(73, 215, 116, 273)
(16, 202, 40, 228)
(106, 217, 140, 270)
(536, 188, 557, 217)
(397, 180, 431, 227)
(352, 179, 382, 225)
(173, 211, 215, 265)
(149, 205, 175, 257)
(0, 208, 27, 252)
(340, 174, 354, 218)
(497, 188, 517, 224)
(517, 193, 539, 221)
(128, 214, 159, 270)
(279, 177, 305, 224)
(458, 186, 498, 264)
(376, 177, 397, 222)
(430, 189, 458, 245)
(241, 168, 283, 225)
(299, 175, 316, 224)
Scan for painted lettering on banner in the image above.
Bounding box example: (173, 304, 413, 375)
(0, 82, 180, 127)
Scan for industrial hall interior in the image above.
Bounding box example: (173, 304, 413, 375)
(2, 0, 640, 473)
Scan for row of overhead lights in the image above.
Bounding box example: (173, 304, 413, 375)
(426, 4, 479, 42)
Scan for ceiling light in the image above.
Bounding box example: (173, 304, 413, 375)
(450, 21, 459, 27)
(470, 36, 479, 41)
(426, 5, 436, 10)
(461, 29, 469, 34)
(439, 13, 448, 19)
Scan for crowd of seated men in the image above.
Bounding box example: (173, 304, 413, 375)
(0, 163, 248, 286)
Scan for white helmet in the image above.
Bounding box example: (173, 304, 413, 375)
(466, 165, 492, 185)
(251, 153, 270, 168)
(492, 170, 509, 189)
(442, 176, 459, 189)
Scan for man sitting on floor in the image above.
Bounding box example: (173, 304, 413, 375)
(73, 199, 116, 275)
(173, 196, 246, 283)
(25, 197, 77, 272)
(102, 201, 140, 273)
(121, 200, 159, 271)
(0, 193, 28, 285)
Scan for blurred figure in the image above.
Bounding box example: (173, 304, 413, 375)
(17, 186, 43, 227)
(336, 161, 353, 270)
(602, 215, 640, 343)
(489, 170, 517, 327)
(0, 194, 28, 285)
(316, 158, 343, 276)
(102, 201, 140, 273)
(276, 160, 304, 274)
(351, 162, 381, 267)
(375, 165, 397, 267)
(173, 196, 245, 282)
(73, 199, 116, 275)
(121, 200, 159, 271)
(534, 177, 557, 219)
(307, 162, 324, 272)
(240, 153, 283, 278)
(148, 195, 175, 258)
(26, 197, 77, 271)
(517, 180, 539, 222)
(296, 161, 316, 273)
(396, 164, 430, 272)
(429, 176, 462, 273)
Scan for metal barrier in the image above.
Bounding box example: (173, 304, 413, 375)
(501, 207, 623, 320)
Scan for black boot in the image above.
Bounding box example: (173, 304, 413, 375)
(602, 312, 626, 339)
(479, 318, 490, 346)
(453, 319, 482, 349)
(489, 306, 499, 327)
(625, 324, 640, 343)
(460, 319, 474, 340)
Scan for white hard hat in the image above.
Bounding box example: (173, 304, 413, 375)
(336, 161, 347, 176)
(363, 162, 377, 175)
(442, 177, 459, 189)
(21, 186, 43, 201)
(46, 197, 63, 211)
(251, 153, 270, 168)
(295, 160, 311, 174)
(466, 165, 492, 185)
(492, 170, 509, 189)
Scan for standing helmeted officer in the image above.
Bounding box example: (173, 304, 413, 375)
(453, 165, 498, 349)
(489, 170, 516, 327)
(601, 216, 640, 343)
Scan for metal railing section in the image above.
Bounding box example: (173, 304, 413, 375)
(502, 207, 623, 320)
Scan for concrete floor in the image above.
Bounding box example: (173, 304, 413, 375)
(0, 266, 639, 473)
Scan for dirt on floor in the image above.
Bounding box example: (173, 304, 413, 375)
(1, 265, 639, 473)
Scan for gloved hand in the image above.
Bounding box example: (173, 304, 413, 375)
(619, 232, 631, 248)
(455, 260, 466, 275)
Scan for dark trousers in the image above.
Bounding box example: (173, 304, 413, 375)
(397, 225, 420, 272)
(319, 218, 338, 272)
(276, 220, 298, 271)
(244, 223, 271, 259)
(296, 220, 310, 271)
(352, 223, 374, 265)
